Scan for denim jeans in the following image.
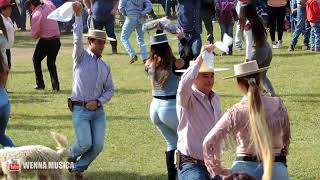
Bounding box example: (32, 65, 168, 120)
(310, 22, 320, 51)
(178, 33, 202, 61)
(0, 88, 14, 147)
(120, 16, 149, 60)
(235, 2, 242, 48)
(219, 23, 234, 54)
(178, 163, 212, 180)
(231, 161, 289, 180)
(290, 6, 311, 47)
(149, 98, 178, 151)
(70, 106, 106, 172)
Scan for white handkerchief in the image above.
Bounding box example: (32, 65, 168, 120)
(48, 2, 74, 22)
(214, 33, 233, 53)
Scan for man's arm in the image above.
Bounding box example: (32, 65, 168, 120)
(97, 65, 115, 104)
(72, 2, 85, 63)
(83, 0, 92, 14)
(118, 0, 127, 16)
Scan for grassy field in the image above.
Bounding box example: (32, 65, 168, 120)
(5, 14, 320, 179)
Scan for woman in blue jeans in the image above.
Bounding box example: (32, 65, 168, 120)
(144, 31, 184, 180)
(0, 34, 14, 147)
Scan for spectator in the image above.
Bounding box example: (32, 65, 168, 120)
(118, 0, 152, 64)
(215, 0, 238, 55)
(177, 0, 202, 67)
(288, 0, 311, 51)
(84, 0, 119, 54)
(201, 0, 215, 44)
(25, 0, 61, 91)
(306, 0, 320, 51)
(267, 0, 287, 48)
(0, 0, 15, 70)
(19, 0, 27, 31)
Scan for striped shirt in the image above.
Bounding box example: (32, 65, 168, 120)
(70, 16, 114, 104)
(203, 95, 290, 175)
(176, 63, 222, 161)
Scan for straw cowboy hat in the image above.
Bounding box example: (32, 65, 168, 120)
(223, 60, 269, 80)
(84, 29, 116, 41)
(176, 52, 229, 73)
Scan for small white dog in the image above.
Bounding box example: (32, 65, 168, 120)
(0, 132, 70, 180)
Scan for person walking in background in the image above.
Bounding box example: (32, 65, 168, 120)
(0, 0, 15, 70)
(84, 0, 119, 54)
(19, 0, 27, 31)
(306, 0, 320, 52)
(288, 0, 311, 51)
(177, 0, 202, 67)
(68, 2, 114, 179)
(176, 44, 223, 180)
(144, 31, 185, 180)
(239, 2, 276, 96)
(25, 0, 61, 91)
(201, 0, 215, 44)
(118, 0, 152, 64)
(0, 32, 14, 147)
(215, 0, 238, 55)
(203, 60, 290, 180)
(267, 0, 287, 49)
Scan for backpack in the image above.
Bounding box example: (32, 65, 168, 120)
(218, 0, 237, 24)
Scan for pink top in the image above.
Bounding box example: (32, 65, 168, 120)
(31, 0, 60, 39)
(267, 0, 287, 7)
(177, 63, 222, 161)
(203, 95, 291, 175)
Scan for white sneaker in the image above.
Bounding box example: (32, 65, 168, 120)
(277, 40, 283, 48)
(272, 41, 278, 49)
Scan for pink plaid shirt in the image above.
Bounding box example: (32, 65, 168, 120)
(203, 95, 291, 175)
(176, 63, 222, 161)
(31, 0, 60, 39)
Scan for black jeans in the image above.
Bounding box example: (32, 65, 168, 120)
(267, 5, 286, 41)
(93, 16, 117, 51)
(33, 38, 61, 88)
(6, 49, 11, 70)
(201, 7, 215, 43)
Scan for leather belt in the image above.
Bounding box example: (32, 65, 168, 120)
(153, 95, 176, 100)
(236, 155, 287, 163)
(180, 154, 205, 166)
(72, 101, 102, 108)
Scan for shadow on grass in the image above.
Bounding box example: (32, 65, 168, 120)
(84, 171, 166, 180)
(278, 93, 320, 98)
(10, 95, 49, 104)
(13, 114, 70, 121)
(11, 69, 48, 74)
(273, 51, 316, 58)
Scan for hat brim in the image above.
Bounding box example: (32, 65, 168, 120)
(223, 66, 270, 80)
(144, 37, 178, 46)
(175, 67, 230, 73)
(84, 34, 116, 41)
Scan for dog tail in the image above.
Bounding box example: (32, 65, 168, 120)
(51, 132, 69, 158)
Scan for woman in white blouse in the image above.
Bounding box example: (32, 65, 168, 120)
(239, 2, 276, 97)
(0, 0, 15, 69)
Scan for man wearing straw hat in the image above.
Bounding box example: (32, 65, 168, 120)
(67, 2, 114, 179)
(175, 44, 227, 180)
(25, 0, 61, 91)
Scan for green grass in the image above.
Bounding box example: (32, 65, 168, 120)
(5, 14, 320, 179)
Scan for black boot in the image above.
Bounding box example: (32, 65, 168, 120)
(110, 41, 118, 54)
(165, 150, 177, 180)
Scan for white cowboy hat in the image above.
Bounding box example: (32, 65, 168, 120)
(223, 60, 269, 80)
(84, 29, 116, 41)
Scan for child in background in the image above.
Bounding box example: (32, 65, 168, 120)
(306, 0, 320, 51)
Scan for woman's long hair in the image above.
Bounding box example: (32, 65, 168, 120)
(237, 74, 273, 180)
(239, 3, 267, 47)
(0, 52, 8, 86)
(150, 42, 176, 88)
